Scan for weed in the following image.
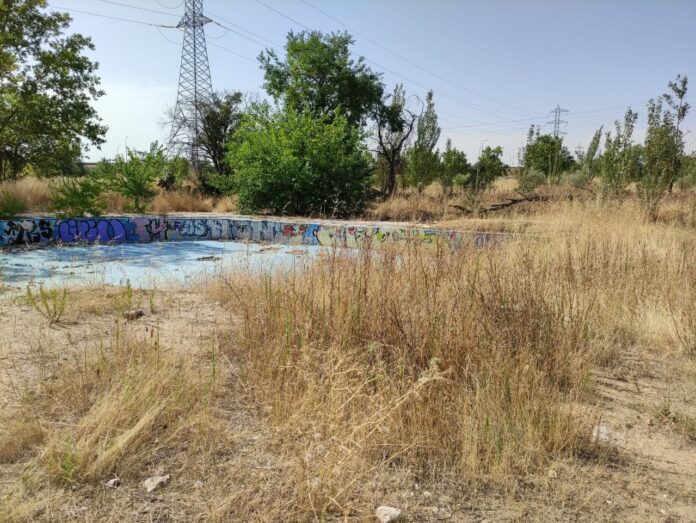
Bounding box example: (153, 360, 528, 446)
(25, 285, 67, 324)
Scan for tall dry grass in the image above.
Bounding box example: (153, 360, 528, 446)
(151, 189, 214, 213)
(202, 200, 696, 519)
(0, 178, 52, 212)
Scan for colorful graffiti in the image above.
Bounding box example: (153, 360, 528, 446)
(0, 215, 505, 250)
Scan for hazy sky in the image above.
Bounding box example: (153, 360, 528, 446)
(53, 0, 696, 163)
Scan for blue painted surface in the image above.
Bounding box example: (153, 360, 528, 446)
(0, 241, 321, 289)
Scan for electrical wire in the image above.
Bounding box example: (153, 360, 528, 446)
(301, 0, 543, 117)
(94, 0, 179, 18)
(48, 4, 178, 28)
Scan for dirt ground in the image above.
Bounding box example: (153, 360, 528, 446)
(0, 283, 695, 522)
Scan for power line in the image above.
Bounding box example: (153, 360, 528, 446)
(94, 0, 179, 17)
(254, 0, 311, 30)
(300, 0, 542, 117)
(334, 0, 536, 101)
(48, 4, 178, 28)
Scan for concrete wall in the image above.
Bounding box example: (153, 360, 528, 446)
(0, 216, 500, 250)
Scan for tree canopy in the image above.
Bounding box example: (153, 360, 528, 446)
(0, 0, 106, 180)
(259, 31, 384, 128)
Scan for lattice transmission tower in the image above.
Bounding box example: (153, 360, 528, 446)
(547, 104, 569, 138)
(169, 0, 213, 172)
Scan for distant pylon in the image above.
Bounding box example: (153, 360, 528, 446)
(169, 0, 213, 173)
(547, 105, 569, 138)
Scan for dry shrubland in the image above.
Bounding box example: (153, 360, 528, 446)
(0, 178, 52, 211)
(1, 197, 696, 520)
(151, 189, 215, 213)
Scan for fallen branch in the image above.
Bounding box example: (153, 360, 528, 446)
(450, 193, 548, 215)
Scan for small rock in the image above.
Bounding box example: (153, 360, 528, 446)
(437, 507, 452, 520)
(422, 490, 432, 498)
(124, 309, 145, 321)
(105, 476, 121, 489)
(192, 480, 204, 489)
(438, 495, 454, 504)
(375, 505, 401, 522)
(143, 474, 170, 493)
(547, 468, 558, 479)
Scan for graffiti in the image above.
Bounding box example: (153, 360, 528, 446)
(0, 215, 505, 251)
(0, 219, 54, 246)
(57, 219, 130, 244)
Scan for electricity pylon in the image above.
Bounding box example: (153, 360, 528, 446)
(169, 0, 213, 173)
(547, 105, 569, 138)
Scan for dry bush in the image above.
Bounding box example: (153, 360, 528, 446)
(213, 195, 238, 213)
(151, 190, 214, 213)
(0, 178, 52, 211)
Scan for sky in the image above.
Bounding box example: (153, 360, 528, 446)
(51, 0, 696, 164)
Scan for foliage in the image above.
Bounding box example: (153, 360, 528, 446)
(374, 84, 416, 196)
(26, 285, 67, 324)
(577, 127, 603, 180)
(406, 91, 441, 190)
(518, 169, 546, 193)
(0, 0, 106, 180)
(599, 108, 640, 196)
(562, 170, 591, 189)
(110, 143, 166, 212)
(50, 175, 106, 217)
(639, 76, 689, 220)
(441, 139, 471, 193)
(521, 126, 575, 183)
(259, 31, 384, 128)
(0, 190, 27, 218)
(473, 145, 507, 191)
(158, 156, 189, 191)
(197, 91, 244, 179)
(228, 106, 373, 216)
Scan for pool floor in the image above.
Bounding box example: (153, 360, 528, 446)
(0, 241, 322, 289)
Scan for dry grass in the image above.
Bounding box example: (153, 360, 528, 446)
(2, 194, 696, 520)
(101, 190, 130, 213)
(0, 178, 52, 212)
(151, 189, 214, 213)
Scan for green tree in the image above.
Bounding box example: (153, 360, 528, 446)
(406, 91, 441, 190)
(579, 127, 603, 180)
(521, 127, 575, 183)
(440, 138, 470, 194)
(259, 31, 384, 128)
(639, 77, 690, 219)
(198, 91, 243, 177)
(600, 108, 640, 196)
(374, 84, 417, 196)
(110, 143, 166, 212)
(228, 105, 373, 216)
(50, 174, 106, 218)
(473, 145, 507, 191)
(0, 0, 105, 180)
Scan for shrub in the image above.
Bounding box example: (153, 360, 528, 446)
(518, 169, 546, 193)
(110, 143, 166, 212)
(50, 176, 106, 217)
(562, 170, 590, 189)
(228, 106, 373, 216)
(676, 173, 696, 191)
(0, 190, 28, 219)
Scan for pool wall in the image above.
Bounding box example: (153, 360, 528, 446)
(0, 216, 500, 249)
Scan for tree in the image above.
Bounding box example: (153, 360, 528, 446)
(259, 31, 384, 128)
(600, 108, 640, 196)
(0, 0, 106, 180)
(228, 105, 373, 216)
(197, 91, 244, 177)
(639, 76, 690, 219)
(440, 139, 470, 194)
(473, 145, 507, 190)
(663, 75, 689, 192)
(521, 127, 575, 183)
(406, 91, 441, 190)
(374, 84, 417, 196)
(110, 143, 166, 212)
